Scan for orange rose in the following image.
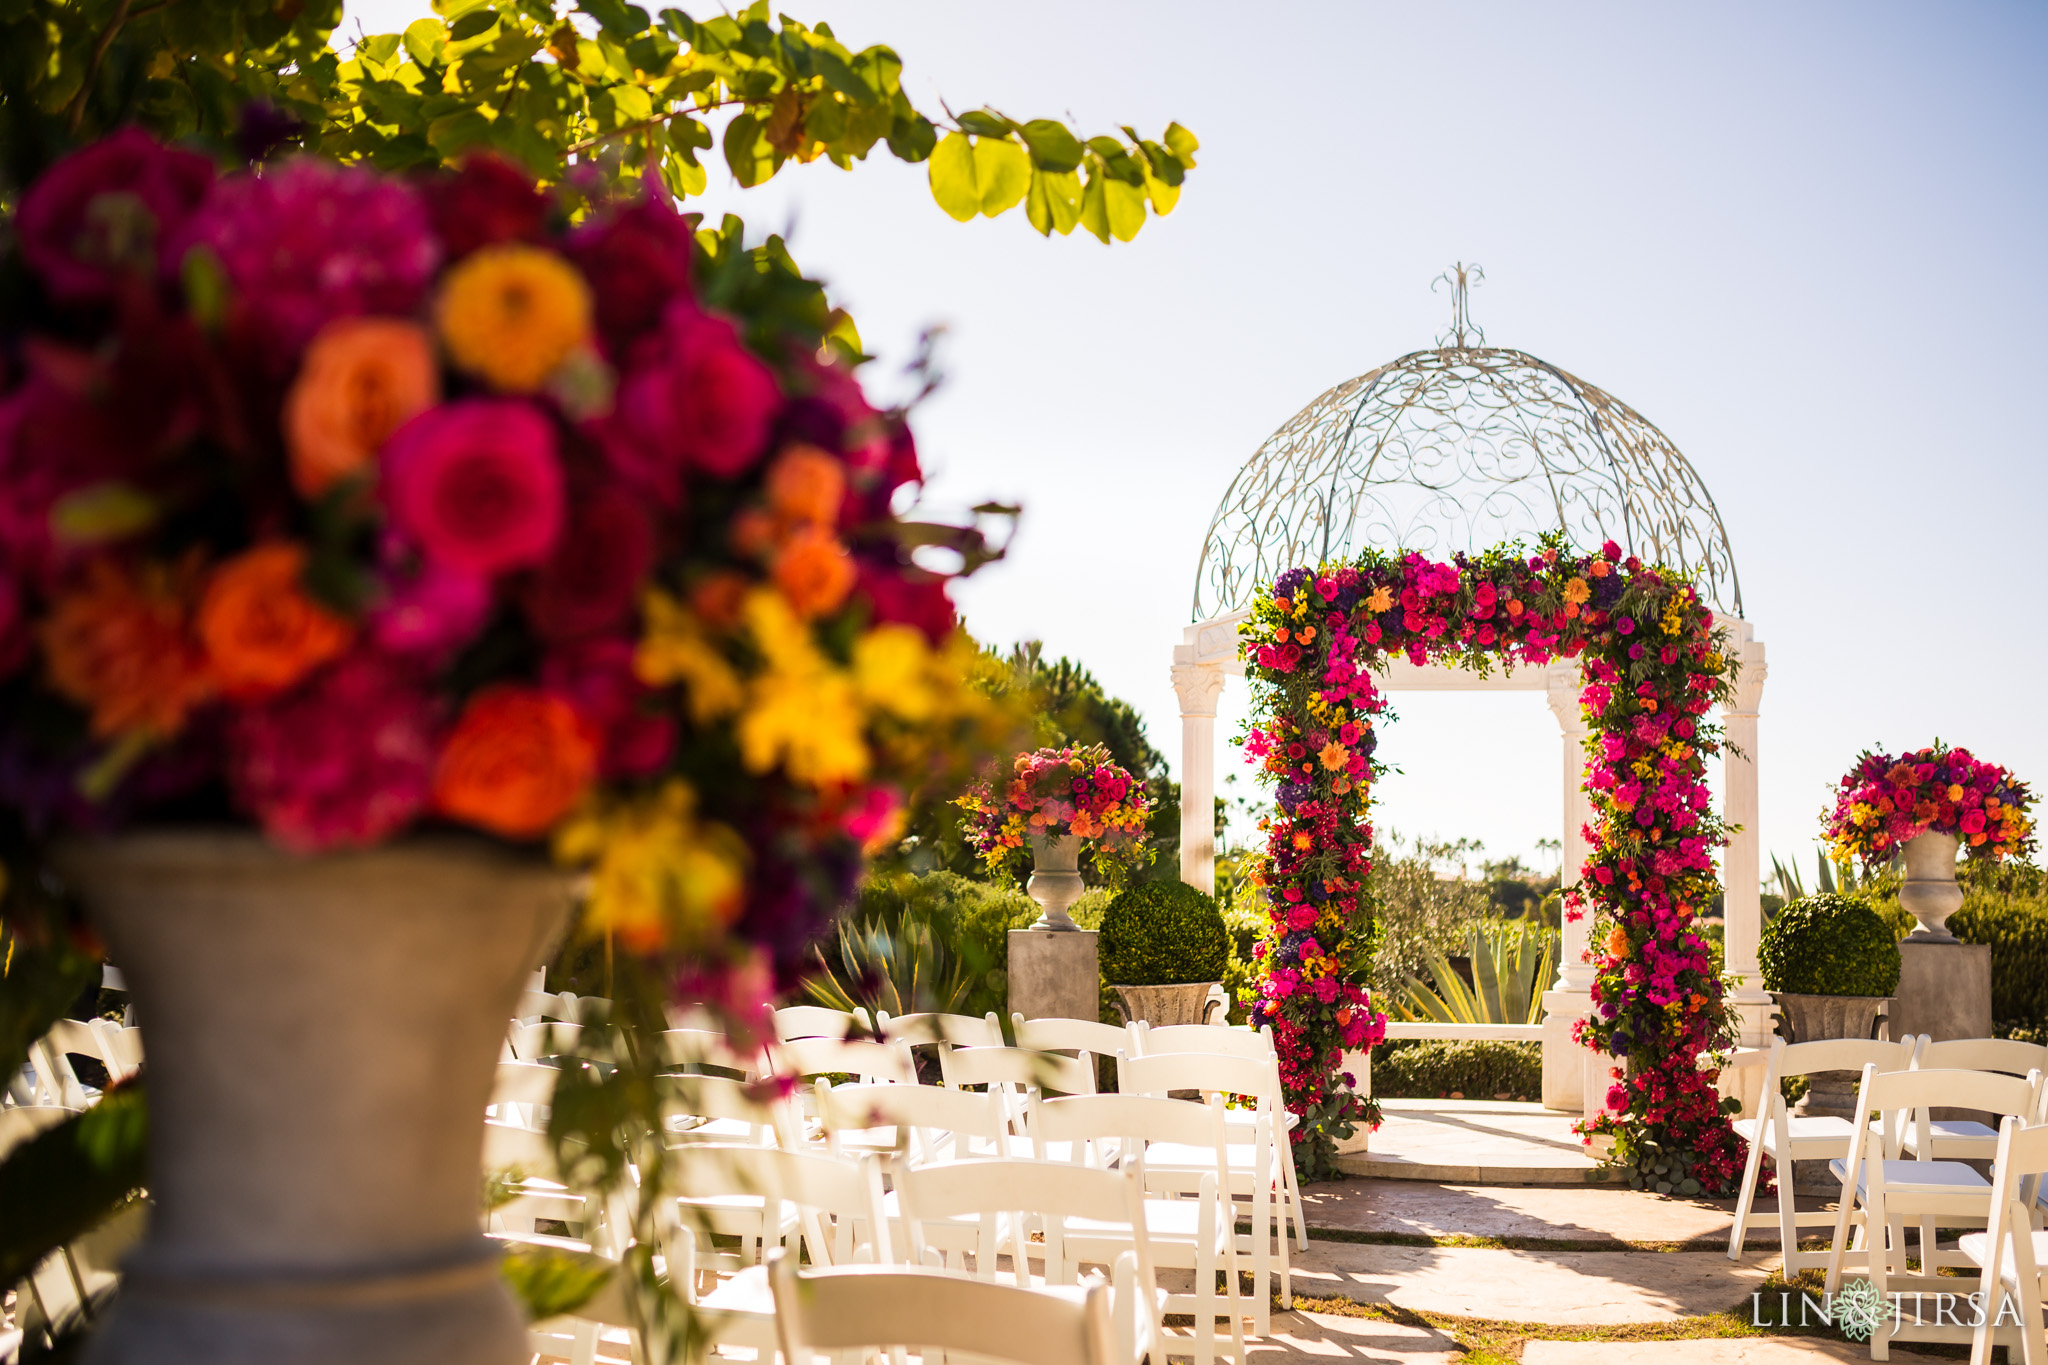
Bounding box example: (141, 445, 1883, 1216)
(433, 686, 597, 838)
(690, 570, 751, 630)
(198, 543, 354, 699)
(772, 525, 855, 619)
(284, 317, 439, 499)
(764, 444, 845, 527)
(43, 556, 215, 738)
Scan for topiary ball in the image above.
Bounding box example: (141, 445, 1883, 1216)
(1099, 880, 1229, 986)
(1759, 893, 1903, 997)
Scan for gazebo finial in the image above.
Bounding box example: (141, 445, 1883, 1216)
(1432, 260, 1486, 349)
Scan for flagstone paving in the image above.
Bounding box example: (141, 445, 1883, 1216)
(1340, 1099, 1625, 1184)
(1300, 1178, 1793, 1248)
(1289, 1240, 1781, 1325)
(1520, 1338, 1948, 1362)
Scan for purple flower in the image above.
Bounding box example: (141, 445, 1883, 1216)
(16, 129, 214, 303)
(177, 158, 438, 362)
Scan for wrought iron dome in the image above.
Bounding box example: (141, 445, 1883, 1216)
(1192, 264, 1743, 621)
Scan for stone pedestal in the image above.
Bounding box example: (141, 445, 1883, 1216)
(1889, 941, 1994, 1043)
(1008, 929, 1099, 1023)
(1540, 987, 1591, 1110)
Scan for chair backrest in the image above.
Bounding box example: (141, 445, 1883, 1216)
(0, 1105, 76, 1162)
(878, 1010, 1004, 1049)
(656, 1072, 790, 1147)
(1033, 1092, 1233, 1182)
(1776, 1036, 1916, 1081)
(658, 1028, 763, 1077)
(1119, 1049, 1280, 1106)
(769, 1255, 1116, 1365)
(770, 1036, 916, 1085)
(892, 1157, 1156, 1293)
(814, 1080, 1012, 1161)
(939, 1045, 1094, 1096)
(1914, 1036, 2048, 1078)
(1854, 1065, 2044, 1160)
(775, 1004, 873, 1041)
(491, 1060, 564, 1110)
(664, 1143, 888, 1266)
(506, 1020, 584, 1063)
(1010, 1015, 1135, 1057)
(514, 989, 572, 1023)
(1977, 1116, 2048, 1303)
(1136, 1023, 1275, 1062)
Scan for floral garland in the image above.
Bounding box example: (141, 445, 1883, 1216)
(1823, 743, 2035, 866)
(956, 744, 1152, 885)
(1240, 536, 1744, 1191)
(0, 133, 1011, 1015)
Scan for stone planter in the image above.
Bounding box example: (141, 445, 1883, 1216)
(1026, 833, 1085, 932)
(52, 831, 573, 1365)
(1109, 981, 1226, 1028)
(1899, 830, 1963, 943)
(1771, 991, 1891, 1116)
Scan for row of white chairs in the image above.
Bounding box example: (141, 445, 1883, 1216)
(1728, 1033, 2048, 1359)
(485, 1000, 1314, 1365)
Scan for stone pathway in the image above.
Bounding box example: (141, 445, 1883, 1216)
(1299, 1178, 1792, 1248)
(1521, 1341, 1948, 1363)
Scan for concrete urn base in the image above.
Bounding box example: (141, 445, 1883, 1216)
(1772, 991, 1891, 1116)
(1110, 981, 1226, 1028)
(53, 832, 573, 1365)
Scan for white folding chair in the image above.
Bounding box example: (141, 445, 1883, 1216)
(505, 1019, 584, 1063)
(771, 1035, 917, 1086)
(940, 1044, 1095, 1097)
(655, 1071, 793, 1149)
(814, 1078, 1014, 1164)
(890, 1157, 1163, 1362)
(1826, 1065, 2044, 1356)
(1012, 1014, 1138, 1058)
(1036, 1092, 1247, 1365)
(1962, 1115, 2048, 1365)
(1132, 1021, 1309, 1252)
(770, 1253, 1123, 1365)
(0, 1105, 77, 1161)
(879, 1009, 1005, 1077)
(657, 1027, 763, 1078)
(1906, 1037, 2048, 1159)
(661, 1149, 891, 1362)
(1727, 1035, 1918, 1271)
(775, 1003, 874, 1041)
(1119, 1049, 1289, 1332)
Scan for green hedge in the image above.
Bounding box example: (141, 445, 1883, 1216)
(1759, 893, 1901, 997)
(1947, 892, 2048, 1030)
(1099, 881, 1228, 986)
(1369, 1039, 1542, 1102)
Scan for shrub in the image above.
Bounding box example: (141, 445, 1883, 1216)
(1099, 881, 1228, 986)
(1759, 893, 1902, 997)
(1370, 1040, 1541, 1101)
(805, 872, 1037, 1021)
(1949, 890, 2048, 1030)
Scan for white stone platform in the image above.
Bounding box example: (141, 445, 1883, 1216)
(1339, 1099, 1622, 1184)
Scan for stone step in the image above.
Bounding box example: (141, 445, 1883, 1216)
(1340, 1098, 1625, 1185)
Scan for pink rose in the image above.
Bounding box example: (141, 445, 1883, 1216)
(607, 300, 780, 499)
(541, 637, 675, 779)
(17, 129, 215, 302)
(382, 400, 564, 576)
(370, 542, 492, 659)
(228, 650, 441, 851)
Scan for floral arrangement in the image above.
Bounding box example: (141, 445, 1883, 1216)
(0, 131, 1009, 995)
(1823, 743, 2035, 866)
(956, 744, 1153, 884)
(1240, 535, 1744, 1192)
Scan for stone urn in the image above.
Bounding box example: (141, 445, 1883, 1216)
(1110, 981, 1227, 1028)
(1026, 833, 1085, 931)
(52, 832, 573, 1365)
(1772, 991, 1892, 1116)
(1899, 830, 1964, 943)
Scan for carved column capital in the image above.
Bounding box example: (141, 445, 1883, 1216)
(1726, 638, 1767, 718)
(1170, 661, 1228, 718)
(1543, 661, 1586, 735)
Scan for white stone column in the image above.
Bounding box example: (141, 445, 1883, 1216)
(1721, 623, 1773, 1048)
(1540, 661, 1595, 1110)
(1170, 661, 1228, 894)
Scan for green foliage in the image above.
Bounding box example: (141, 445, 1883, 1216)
(500, 1242, 615, 1322)
(1758, 893, 1902, 998)
(1394, 921, 1559, 1027)
(1361, 837, 1496, 1000)
(805, 871, 1035, 1021)
(1099, 881, 1228, 987)
(0, 1083, 147, 1289)
(1927, 877, 2048, 1032)
(0, 1, 1196, 249)
(1370, 1040, 1542, 1103)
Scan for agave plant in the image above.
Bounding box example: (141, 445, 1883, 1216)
(806, 907, 976, 1022)
(1395, 920, 1560, 1026)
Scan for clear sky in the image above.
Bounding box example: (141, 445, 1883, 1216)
(346, 1, 2048, 879)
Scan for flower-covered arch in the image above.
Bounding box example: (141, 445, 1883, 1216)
(1239, 535, 1748, 1190)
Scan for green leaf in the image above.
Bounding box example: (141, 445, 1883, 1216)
(887, 110, 936, 162)
(448, 8, 497, 41)
(1024, 167, 1082, 237)
(1102, 175, 1146, 242)
(722, 110, 775, 187)
(0, 1084, 147, 1288)
(1143, 171, 1180, 216)
(403, 18, 449, 70)
(812, 46, 877, 104)
(1017, 118, 1083, 172)
(1163, 120, 1199, 164)
(955, 107, 1012, 138)
(1078, 170, 1110, 243)
(500, 1242, 616, 1321)
(972, 137, 1029, 217)
(426, 108, 493, 156)
(927, 130, 978, 222)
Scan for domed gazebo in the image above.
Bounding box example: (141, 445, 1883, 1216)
(1170, 267, 1769, 1109)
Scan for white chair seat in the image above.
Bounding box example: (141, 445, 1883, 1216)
(1829, 1156, 1990, 1197)
(700, 1263, 777, 1313)
(1068, 1199, 1230, 1252)
(1958, 1229, 2048, 1286)
(1734, 1113, 1857, 1154)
